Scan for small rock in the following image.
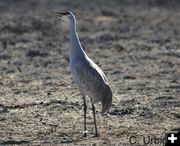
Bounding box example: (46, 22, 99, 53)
(26, 49, 48, 57)
(0, 52, 11, 60)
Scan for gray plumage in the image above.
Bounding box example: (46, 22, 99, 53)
(71, 55, 112, 113)
(54, 11, 112, 137)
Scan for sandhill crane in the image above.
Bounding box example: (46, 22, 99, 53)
(53, 11, 112, 137)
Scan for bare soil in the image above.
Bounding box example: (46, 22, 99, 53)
(0, 0, 180, 145)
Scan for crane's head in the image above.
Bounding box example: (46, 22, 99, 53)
(51, 11, 76, 26)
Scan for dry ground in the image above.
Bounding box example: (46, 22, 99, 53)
(0, 0, 180, 145)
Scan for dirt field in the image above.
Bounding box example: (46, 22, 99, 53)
(0, 0, 180, 145)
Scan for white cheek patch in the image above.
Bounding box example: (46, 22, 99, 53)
(67, 17, 72, 26)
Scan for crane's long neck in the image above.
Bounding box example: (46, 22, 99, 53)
(69, 21, 85, 60)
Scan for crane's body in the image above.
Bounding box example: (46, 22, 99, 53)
(71, 55, 112, 109)
(54, 11, 112, 137)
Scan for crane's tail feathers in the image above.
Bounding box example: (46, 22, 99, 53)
(101, 86, 112, 114)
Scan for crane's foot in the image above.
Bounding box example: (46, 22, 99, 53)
(83, 133, 87, 137)
(94, 132, 99, 137)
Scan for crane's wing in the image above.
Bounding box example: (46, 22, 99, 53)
(74, 59, 109, 103)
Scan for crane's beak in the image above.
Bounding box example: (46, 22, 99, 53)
(49, 11, 70, 22)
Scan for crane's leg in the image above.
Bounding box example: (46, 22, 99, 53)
(92, 104, 98, 137)
(83, 96, 87, 137)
